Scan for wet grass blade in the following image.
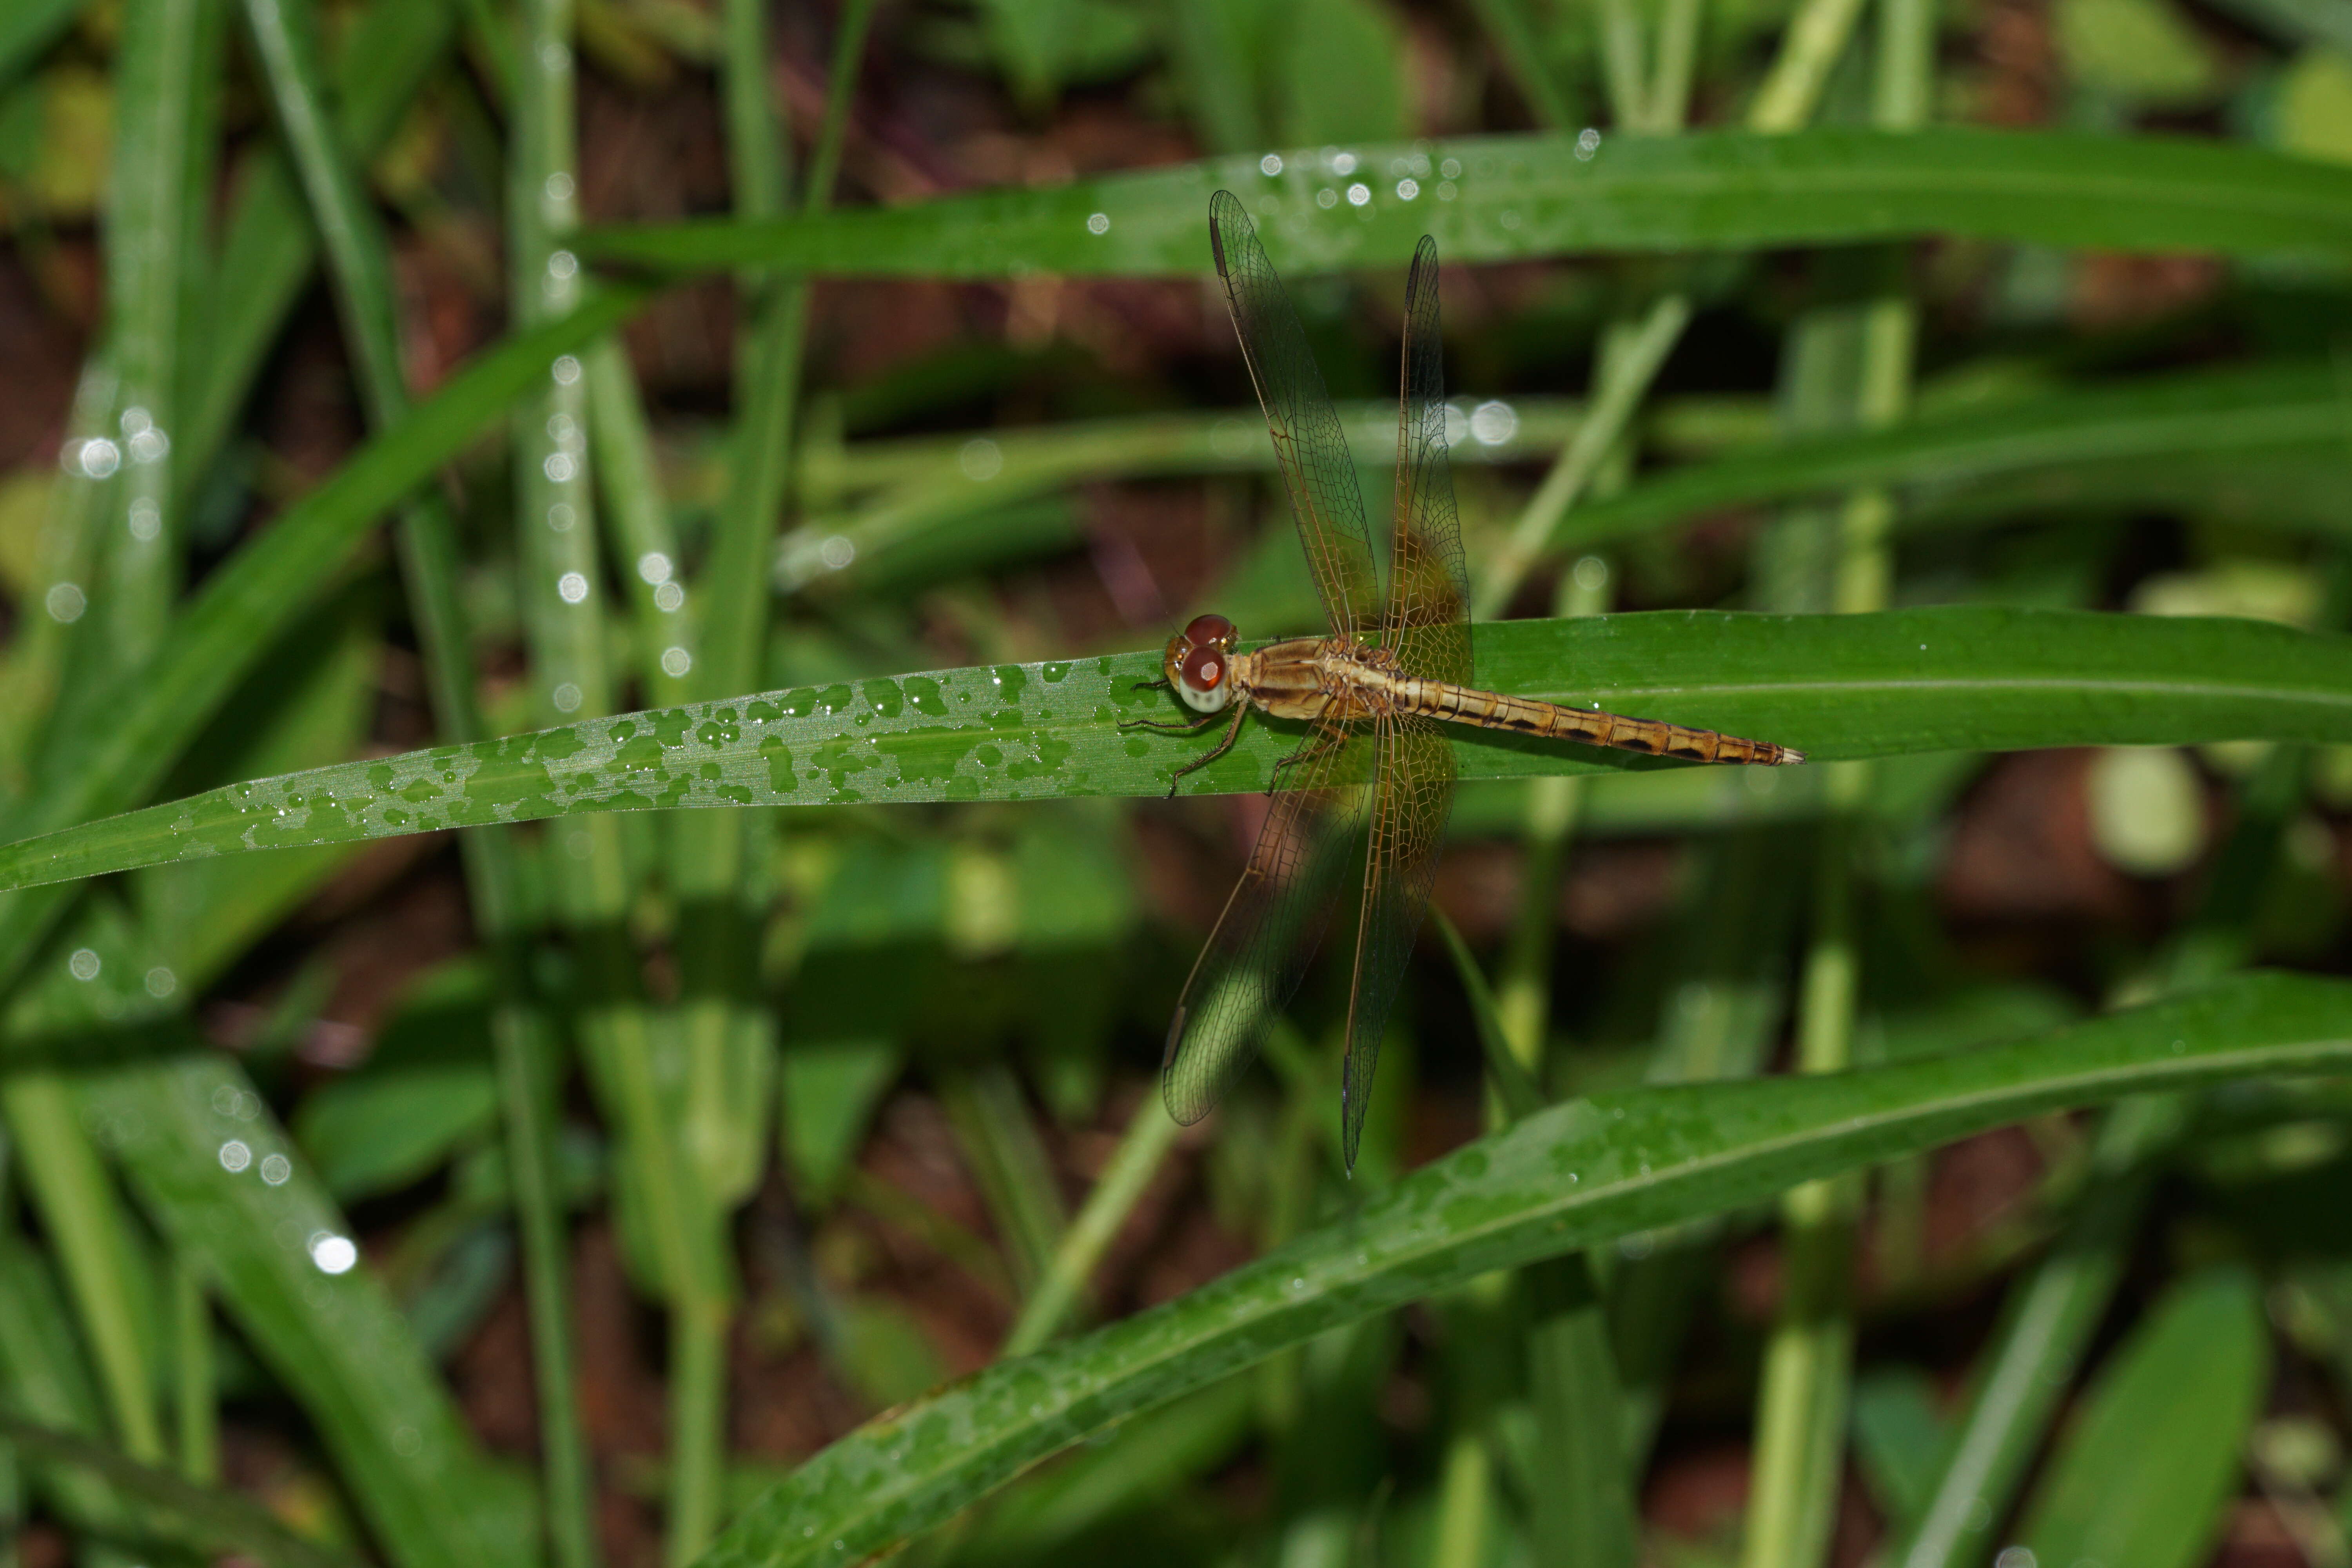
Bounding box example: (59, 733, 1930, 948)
(690, 971, 2352, 1568)
(577, 128, 2352, 279)
(7, 604, 2352, 891)
(15, 901, 532, 1568)
(100, 0, 217, 662)
(0, 284, 652, 990)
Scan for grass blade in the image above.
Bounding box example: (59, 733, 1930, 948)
(0, 1072, 162, 1463)
(99, 0, 218, 663)
(9, 604, 2352, 891)
(1544, 363, 2352, 555)
(181, 0, 456, 488)
(577, 128, 2352, 278)
(692, 971, 2352, 1568)
(0, 1413, 363, 1568)
(2014, 1269, 2270, 1568)
(0, 284, 652, 993)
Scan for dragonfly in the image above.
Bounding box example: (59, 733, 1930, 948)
(1126, 190, 1804, 1170)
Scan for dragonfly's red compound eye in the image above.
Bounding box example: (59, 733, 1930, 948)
(1183, 613, 1236, 649)
(1179, 644, 1227, 691)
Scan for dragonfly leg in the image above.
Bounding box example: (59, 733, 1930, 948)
(1163, 705, 1251, 799)
(1265, 733, 1346, 797)
(1132, 677, 1173, 693)
(1118, 710, 1223, 735)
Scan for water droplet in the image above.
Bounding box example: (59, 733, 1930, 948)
(1395, 177, 1419, 200)
(557, 571, 590, 604)
(1575, 127, 1602, 160)
(637, 551, 673, 585)
(1470, 400, 1519, 446)
(1345, 182, 1371, 207)
(260, 1153, 292, 1186)
(547, 249, 579, 281)
(547, 501, 576, 531)
(819, 535, 856, 570)
(553, 682, 583, 713)
(144, 966, 175, 998)
(552, 354, 582, 385)
(544, 171, 575, 204)
(1330, 149, 1358, 175)
(218, 1140, 252, 1173)
(127, 497, 161, 541)
(392, 1425, 423, 1457)
(308, 1232, 358, 1274)
(45, 581, 85, 622)
(543, 451, 575, 483)
(1085, 211, 1110, 235)
(1316, 187, 1338, 209)
(661, 646, 692, 678)
(959, 437, 1004, 481)
(120, 406, 152, 437)
(78, 437, 121, 478)
(67, 948, 99, 981)
(1259, 152, 1283, 175)
(1439, 157, 1461, 180)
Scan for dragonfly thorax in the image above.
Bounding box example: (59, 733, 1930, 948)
(1164, 614, 1240, 713)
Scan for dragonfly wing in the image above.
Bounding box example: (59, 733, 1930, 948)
(1339, 711, 1458, 1171)
(1163, 720, 1373, 1127)
(1208, 190, 1383, 644)
(1388, 234, 1473, 687)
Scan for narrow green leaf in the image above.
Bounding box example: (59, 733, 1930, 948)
(578, 128, 2352, 279)
(0, 1071, 163, 1462)
(6, 606, 2352, 893)
(0, 1237, 134, 1536)
(692, 972, 2352, 1568)
(0, 285, 653, 989)
(87, 1047, 539, 1568)
(2015, 1268, 2269, 1568)
(0, 1413, 363, 1568)
(1430, 909, 1544, 1123)
(101, 0, 216, 659)
(16, 904, 535, 1568)
(182, 0, 457, 488)
(1544, 363, 2352, 555)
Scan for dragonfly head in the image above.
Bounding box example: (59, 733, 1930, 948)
(1165, 613, 1238, 713)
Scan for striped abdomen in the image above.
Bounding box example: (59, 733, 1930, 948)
(1411, 680, 1804, 766)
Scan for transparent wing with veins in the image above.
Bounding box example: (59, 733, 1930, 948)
(1334, 235, 1471, 1169)
(1206, 189, 1382, 644)
(1387, 236, 1473, 687)
(1161, 721, 1372, 1127)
